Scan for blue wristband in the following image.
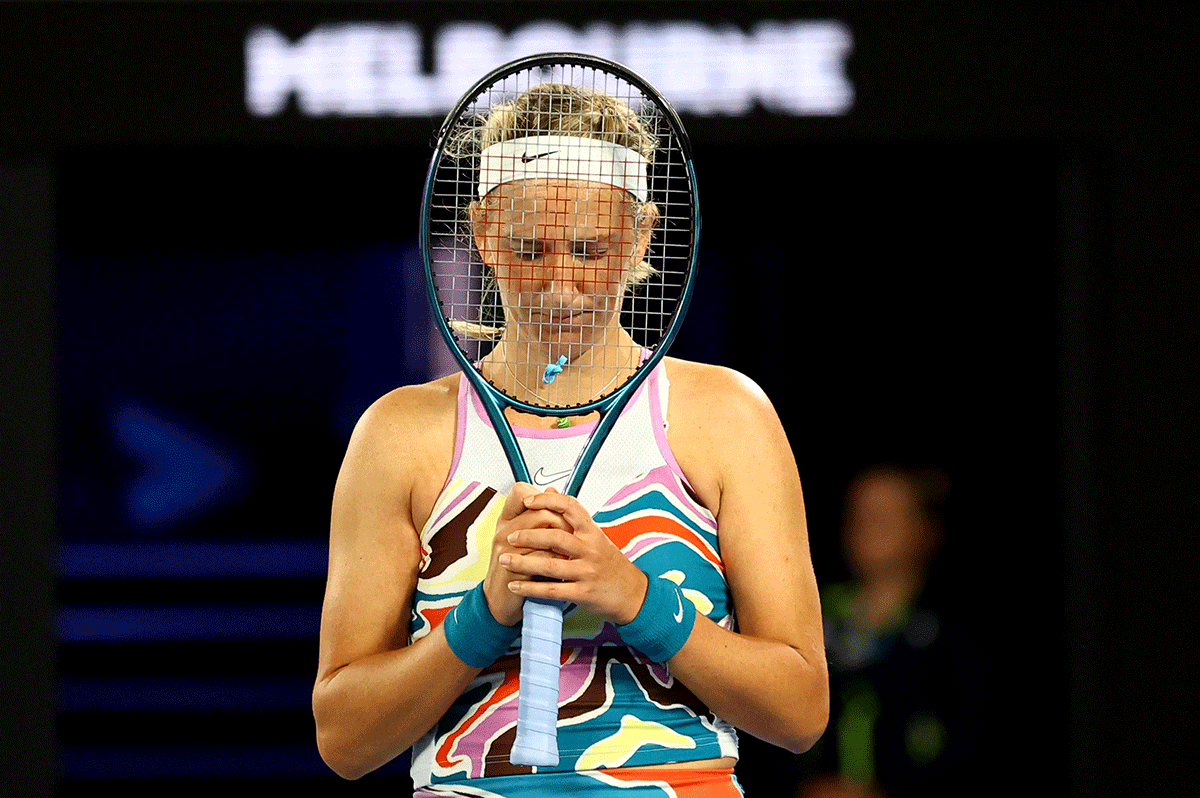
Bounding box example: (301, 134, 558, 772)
(443, 583, 521, 668)
(617, 574, 697, 663)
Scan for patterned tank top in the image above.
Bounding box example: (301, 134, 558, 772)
(408, 362, 739, 789)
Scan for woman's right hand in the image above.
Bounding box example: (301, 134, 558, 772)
(482, 482, 570, 626)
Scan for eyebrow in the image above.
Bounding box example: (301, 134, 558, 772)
(502, 232, 613, 251)
(504, 235, 545, 250)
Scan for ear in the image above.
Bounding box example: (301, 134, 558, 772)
(631, 201, 660, 265)
(468, 200, 484, 234)
(468, 201, 492, 265)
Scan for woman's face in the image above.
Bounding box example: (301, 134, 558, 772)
(472, 179, 648, 350)
(842, 472, 930, 580)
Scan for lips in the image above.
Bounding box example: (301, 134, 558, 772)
(536, 309, 588, 326)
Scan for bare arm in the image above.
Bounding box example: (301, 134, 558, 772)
(665, 368, 829, 752)
(312, 385, 480, 779)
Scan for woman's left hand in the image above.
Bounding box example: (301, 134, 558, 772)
(499, 488, 648, 625)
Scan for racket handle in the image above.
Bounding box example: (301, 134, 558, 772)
(510, 597, 562, 767)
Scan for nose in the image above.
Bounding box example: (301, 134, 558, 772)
(535, 251, 585, 300)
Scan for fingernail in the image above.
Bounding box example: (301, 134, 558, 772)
(499, 553, 512, 566)
(508, 532, 519, 544)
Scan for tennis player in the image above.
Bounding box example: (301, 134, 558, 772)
(313, 80, 828, 797)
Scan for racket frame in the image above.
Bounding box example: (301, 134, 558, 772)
(418, 51, 701, 766)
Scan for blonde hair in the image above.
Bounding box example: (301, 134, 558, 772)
(449, 84, 661, 339)
(470, 83, 658, 158)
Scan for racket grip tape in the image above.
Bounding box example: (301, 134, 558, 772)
(509, 597, 563, 767)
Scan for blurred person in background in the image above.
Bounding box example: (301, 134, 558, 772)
(796, 464, 983, 798)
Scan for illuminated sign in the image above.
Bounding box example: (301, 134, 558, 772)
(246, 19, 854, 119)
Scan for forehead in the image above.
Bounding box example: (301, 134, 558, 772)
(848, 474, 919, 515)
(489, 180, 632, 228)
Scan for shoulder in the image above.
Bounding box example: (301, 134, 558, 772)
(336, 374, 461, 516)
(663, 357, 782, 434)
(360, 372, 458, 422)
(352, 373, 460, 446)
(662, 358, 793, 515)
(663, 357, 773, 403)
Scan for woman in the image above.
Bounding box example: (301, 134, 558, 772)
(798, 465, 977, 798)
(313, 82, 828, 796)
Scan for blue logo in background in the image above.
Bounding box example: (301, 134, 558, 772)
(112, 401, 247, 530)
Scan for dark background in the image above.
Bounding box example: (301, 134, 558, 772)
(1, 2, 1196, 796)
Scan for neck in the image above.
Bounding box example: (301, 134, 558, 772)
(486, 327, 641, 407)
(854, 568, 925, 631)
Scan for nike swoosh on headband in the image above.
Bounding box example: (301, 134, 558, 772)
(673, 591, 684, 623)
(520, 150, 557, 163)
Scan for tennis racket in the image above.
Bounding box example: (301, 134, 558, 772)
(419, 52, 700, 768)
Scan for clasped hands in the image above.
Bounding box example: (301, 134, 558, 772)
(482, 482, 648, 629)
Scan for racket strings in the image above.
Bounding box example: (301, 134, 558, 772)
(429, 62, 693, 412)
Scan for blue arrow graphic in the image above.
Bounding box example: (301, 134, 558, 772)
(112, 401, 245, 530)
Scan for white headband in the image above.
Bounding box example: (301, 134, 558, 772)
(477, 135, 650, 202)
